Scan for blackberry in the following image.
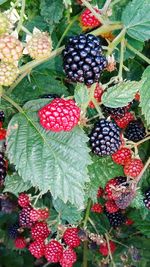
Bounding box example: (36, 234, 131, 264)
(0, 198, 15, 214)
(116, 176, 128, 186)
(41, 93, 59, 99)
(0, 111, 4, 122)
(102, 105, 129, 119)
(63, 34, 107, 86)
(143, 187, 150, 210)
(0, 152, 6, 187)
(8, 223, 19, 239)
(115, 191, 135, 209)
(124, 119, 146, 142)
(19, 207, 33, 228)
(105, 210, 126, 227)
(89, 119, 121, 156)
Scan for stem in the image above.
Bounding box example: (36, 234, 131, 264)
(7, 71, 30, 94)
(2, 95, 24, 113)
(107, 28, 126, 55)
(105, 234, 116, 267)
(91, 23, 123, 36)
(110, 0, 122, 7)
(127, 43, 150, 65)
(136, 157, 150, 183)
(102, 0, 112, 13)
(88, 217, 99, 234)
(42, 263, 50, 267)
(92, 98, 103, 117)
(83, 199, 92, 229)
(118, 37, 125, 81)
(21, 25, 32, 35)
(81, 0, 106, 25)
(83, 241, 88, 267)
(17, 0, 26, 34)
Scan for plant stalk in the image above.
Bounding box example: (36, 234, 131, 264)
(127, 43, 150, 65)
(17, 0, 26, 33)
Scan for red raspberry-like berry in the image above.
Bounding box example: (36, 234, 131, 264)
(115, 112, 134, 129)
(97, 187, 104, 198)
(91, 203, 103, 213)
(30, 208, 49, 222)
(88, 83, 103, 108)
(60, 248, 77, 267)
(135, 92, 140, 101)
(0, 122, 3, 128)
(14, 237, 26, 249)
(105, 200, 119, 213)
(124, 159, 143, 178)
(105, 178, 117, 200)
(0, 128, 6, 140)
(45, 240, 63, 262)
(18, 193, 30, 208)
(19, 207, 33, 228)
(29, 240, 45, 259)
(112, 147, 132, 165)
(38, 98, 80, 132)
(99, 240, 116, 256)
(80, 8, 101, 28)
(125, 218, 134, 225)
(63, 228, 80, 248)
(31, 221, 50, 240)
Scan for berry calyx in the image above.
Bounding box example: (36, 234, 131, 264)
(99, 240, 116, 256)
(38, 98, 80, 132)
(31, 221, 50, 240)
(45, 240, 63, 262)
(60, 248, 77, 267)
(112, 147, 132, 165)
(14, 237, 26, 249)
(88, 83, 103, 108)
(18, 193, 30, 208)
(105, 200, 119, 213)
(30, 208, 49, 222)
(124, 159, 143, 178)
(0, 62, 19, 86)
(114, 112, 135, 129)
(29, 240, 45, 259)
(63, 227, 81, 248)
(80, 8, 101, 29)
(91, 203, 103, 213)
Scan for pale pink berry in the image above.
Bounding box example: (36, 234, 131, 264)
(0, 62, 19, 86)
(0, 13, 10, 35)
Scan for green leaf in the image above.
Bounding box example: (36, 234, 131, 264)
(53, 198, 82, 223)
(87, 156, 124, 201)
(6, 99, 91, 209)
(74, 83, 89, 106)
(0, 0, 8, 4)
(130, 190, 144, 209)
(122, 0, 150, 41)
(102, 80, 143, 108)
(140, 66, 150, 126)
(4, 174, 32, 196)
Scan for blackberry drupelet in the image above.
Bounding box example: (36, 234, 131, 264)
(0, 152, 6, 187)
(105, 210, 126, 227)
(8, 223, 19, 239)
(102, 105, 130, 119)
(89, 119, 121, 156)
(124, 119, 146, 142)
(143, 188, 150, 210)
(0, 111, 4, 122)
(63, 34, 107, 86)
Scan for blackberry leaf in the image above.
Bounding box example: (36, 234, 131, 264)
(140, 66, 150, 126)
(4, 174, 32, 196)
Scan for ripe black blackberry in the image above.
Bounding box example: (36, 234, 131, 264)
(0, 111, 4, 122)
(0, 152, 6, 187)
(116, 176, 127, 186)
(124, 119, 146, 142)
(41, 93, 59, 99)
(19, 207, 33, 228)
(102, 104, 130, 119)
(143, 187, 150, 210)
(63, 34, 107, 86)
(8, 223, 19, 239)
(105, 210, 126, 227)
(89, 119, 121, 156)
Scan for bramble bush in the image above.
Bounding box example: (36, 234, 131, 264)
(0, 0, 150, 266)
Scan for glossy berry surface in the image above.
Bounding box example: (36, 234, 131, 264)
(38, 98, 80, 132)
(105, 200, 119, 213)
(124, 120, 146, 142)
(90, 119, 121, 157)
(63, 227, 80, 248)
(91, 203, 103, 213)
(30, 208, 49, 222)
(18, 193, 30, 208)
(31, 221, 50, 240)
(105, 210, 126, 227)
(0, 111, 5, 122)
(80, 8, 101, 28)
(14, 237, 26, 249)
(99, 240, 116, 256)
(60, 248, 77, 267)
(29, 240, 45, 259)
(19, 207, 33, 228)
(102, 104, 130, 119)
(114, 112, 135, 129)
(112, 147, 132, 165)
(45, 240, 63, 262)
(63, 34, 107, 85)
(124, 159, 143, 178)
(143, 188, 150, 210)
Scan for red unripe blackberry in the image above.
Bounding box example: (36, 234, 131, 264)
(124, 159, 143, 178)
(19, 207, 33, 228)
(105, 200, 119, 213)
(45, 240, 63, 262)
(97, 187, 104, 198)
(29, 240, 45, 259)
(18, 193, 30, 208)
(80, 8, 101, 29)
(0, 128, 6, 140)
(63, 34, 107, 86)
(91, 203, 103, 213)
(99, 240, 116, 256)
(105, 176, 127, 200)
(90, 119, 121, 157)
(31, 221, 50, 240)
(30, 208, 49, 222)
(88, 83, 103, 108)
(60, 248, 77, 267)
(38, 98, 80, 132)
(112, 147, 132, 165)
(63, 227, 80, 248)
(115, 112, 135, 129)
(124, 119, 146, 142)
(14, 236, 26, 249)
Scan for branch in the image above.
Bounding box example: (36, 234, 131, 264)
(127, 43, 150, 65)
(105, 233, 116, 267)
(136, 157, 150, 183)
(17, 0, 26, 33)
(102, 0, 112, 13)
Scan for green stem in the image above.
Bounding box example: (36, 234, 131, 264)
(136, 157, 150, 183)
(118, 37, 125, 81)
(17, 0, 26, 34)
(110, 0, 122, 7)
(107, 28, 126, 55)
(81, 0, 106, 25)
(83, 241, 88, 267)
(102, 0, 112, 13)
(2, 95, 24, 113)
(126, 43, 150, 65)
(88, 217, 99, 234)
(91, 23, 123, 36)
(105, 234, 116, 267)
(21, 25, 32, 35)
(83, 199, 92, 229)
